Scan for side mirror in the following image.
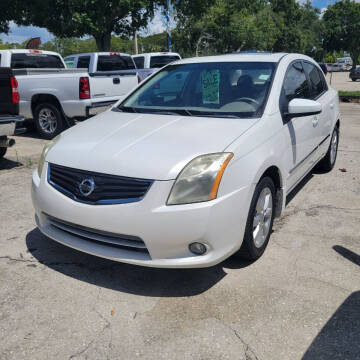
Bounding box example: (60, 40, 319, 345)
(285, 98, 322, 120)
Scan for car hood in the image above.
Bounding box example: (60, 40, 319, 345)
(47, 110, 257, 180)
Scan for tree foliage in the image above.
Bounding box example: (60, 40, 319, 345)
(323, 0, 360, 68)
(18, 0, 157, 51)
(172, 0, 323, 58)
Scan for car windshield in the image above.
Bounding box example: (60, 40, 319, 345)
(119, 62, 276, 118)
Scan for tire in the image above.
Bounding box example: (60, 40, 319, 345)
(351, 78, 356, 82)
(237, 177, 276, 260)
(34, 103, 65, 139)
(316, 126, 339, 172)
(0, 147, 7, 160)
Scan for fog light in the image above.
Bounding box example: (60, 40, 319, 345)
(189, 242, 207, 255)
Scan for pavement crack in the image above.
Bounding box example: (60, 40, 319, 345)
(232, 329, 260, 360)
(0, 256, 36, 263)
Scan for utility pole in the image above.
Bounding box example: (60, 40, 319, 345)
(166, 0, 172, 52)
(134, 31, 138, 55)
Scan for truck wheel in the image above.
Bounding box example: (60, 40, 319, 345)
(351, 78, 356, 82)
(0, 147, 7, 159)
(34, 103, 64, 139)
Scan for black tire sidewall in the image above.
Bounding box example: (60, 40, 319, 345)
(34, 103, 64, 139)
(240, 177, 276, 260)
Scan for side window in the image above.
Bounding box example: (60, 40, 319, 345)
(64, 57, 75, 68)
(303, 62, 326, 98)
(77, 56, 90, 70)
(133, 56, 145, 68)
(283, 62, 311, 102)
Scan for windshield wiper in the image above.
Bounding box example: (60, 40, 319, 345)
(148, 109, 192, 116)
(114, 105, 138, 113)
(184, 110, 242, 118)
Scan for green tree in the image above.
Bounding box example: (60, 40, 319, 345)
(322, 0, 360, 68)
(18, 0, 157, 51)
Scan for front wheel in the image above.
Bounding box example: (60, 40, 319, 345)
(237, 177, 275, 260)
(316, 126, 339, 172)
(34, 103, 65, 139)
(351, 78, 356, 82)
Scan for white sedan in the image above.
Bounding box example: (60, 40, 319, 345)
(32, 53, 340, 268)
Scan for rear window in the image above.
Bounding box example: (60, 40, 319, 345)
(150, 55, 180, 68)
(97, 55, 135, 71)
(65, 57, 75, 68)
(11, 53, 64, 69)
(77, 56, 90, 70)
(133, 56, 145, 68)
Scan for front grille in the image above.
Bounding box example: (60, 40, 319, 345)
(46, 214, 149, 254)
(48, 163, 153, 205)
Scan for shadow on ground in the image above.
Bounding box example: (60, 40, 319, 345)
(0, 157, 22, 170)
(303, 246, 360, 359)
(286, 166, 329, 206)
(303, 291, 360, 359)
(26, 228, 253, 298)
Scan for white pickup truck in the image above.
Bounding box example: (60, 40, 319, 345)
(132, 52, 181, 81)
(0, 49, 139, 138)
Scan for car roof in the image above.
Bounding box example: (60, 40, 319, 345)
(64, 52, 132, 58)
(0, 49, 61, 56)
(174, 53, 288, 65)
(132, 52, 181, 57)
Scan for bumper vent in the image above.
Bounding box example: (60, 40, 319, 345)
(46, 214, 149, 254)
(48, 163, 153, 205)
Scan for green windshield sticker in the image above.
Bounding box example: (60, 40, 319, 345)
(201, 69, 220, 104)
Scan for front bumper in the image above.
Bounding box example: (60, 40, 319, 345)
(32, 164, 250, 268)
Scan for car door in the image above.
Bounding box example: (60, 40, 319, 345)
(281, 61, 319, 192)
(303, 61, 333, 146)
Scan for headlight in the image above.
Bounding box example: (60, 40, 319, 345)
(37, 135, 61, 177)
(167, 153, 233, 205)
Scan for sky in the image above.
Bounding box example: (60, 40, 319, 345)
(0, 0, 345, 45)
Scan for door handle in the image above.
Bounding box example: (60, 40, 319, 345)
(312, 115, 319, 127)
(113, 78, 120, 84)
(330, 103, 334, 109)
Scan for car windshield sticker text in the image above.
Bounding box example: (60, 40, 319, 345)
(201, 69, 220, 104)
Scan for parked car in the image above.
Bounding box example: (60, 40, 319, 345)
(132, 52, 181, 81)
(32, 53, 340, 268)
(333, 57, 352, 72)
(325, 63, 334, 72)
(0, 67, 25, 159)
(349, 66, 360, 81)
(0, 49, 139, 139)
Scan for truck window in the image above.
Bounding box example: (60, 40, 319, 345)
(77, 56, 91, 70)
(11, 54, 65, 69)
(150, 55, 180, 69)
(65, 57, 75, 68)
(97, 55, 135, 71)
(133, 56, 145, 68)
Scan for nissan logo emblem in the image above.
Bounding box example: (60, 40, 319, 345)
(79, 178, 95, 197)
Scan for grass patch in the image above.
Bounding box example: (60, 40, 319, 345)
(339, 91, 360, 97)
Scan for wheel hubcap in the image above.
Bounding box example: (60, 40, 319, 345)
(330, 130, 338, 165)
(39, 108, 57, 134)
(252, 187, 273, 248)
